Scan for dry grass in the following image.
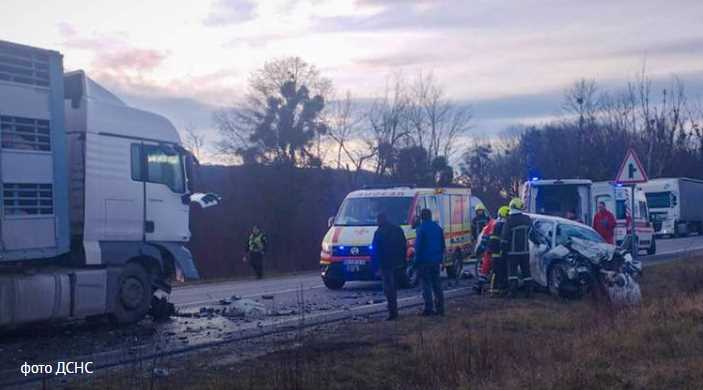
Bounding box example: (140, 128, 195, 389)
(89, 259, 703, 390)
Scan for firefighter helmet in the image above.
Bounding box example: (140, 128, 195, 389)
(509, 198, 524, 210)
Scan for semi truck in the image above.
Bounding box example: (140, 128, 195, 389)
(0, 40, 217, 328)
(639, 178, 703, 237)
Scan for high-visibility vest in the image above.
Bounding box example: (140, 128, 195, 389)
(248, 232, 266, 253)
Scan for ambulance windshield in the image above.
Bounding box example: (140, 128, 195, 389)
(335, 197, 413, 226)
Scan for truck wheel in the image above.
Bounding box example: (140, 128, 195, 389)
(647, 237, 656, 255)
(111, 263, 152, 324)
(323, 277, 345, 290)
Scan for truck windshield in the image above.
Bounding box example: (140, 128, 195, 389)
(335, 197, 413, 226)
(645, 192, 671, 209)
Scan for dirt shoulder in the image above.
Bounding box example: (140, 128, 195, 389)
(85, 258, 703, 390)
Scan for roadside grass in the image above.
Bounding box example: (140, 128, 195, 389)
(89, 259, 703, 389)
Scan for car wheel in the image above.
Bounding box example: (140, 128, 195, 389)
(647, 237, 656, 255)
(547, 262, 567, 298)
(323, 277, 345, 290)
(111, 263, 152, 324)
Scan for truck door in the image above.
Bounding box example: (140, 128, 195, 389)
(141, 142, 190, 242)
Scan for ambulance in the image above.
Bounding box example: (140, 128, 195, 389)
(592, 181, 656, 254)
(320, 186, 477, 290)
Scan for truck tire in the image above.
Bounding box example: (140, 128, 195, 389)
(647, 237, 656, 255)
(111, 263, 152, 324)
(323, 277, 345, 290)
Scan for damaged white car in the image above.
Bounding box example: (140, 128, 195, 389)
(528, 214, 642, 305)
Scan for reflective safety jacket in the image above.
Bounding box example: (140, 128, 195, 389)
(247, 232, 268, 253)
(501, 212, 531, 256)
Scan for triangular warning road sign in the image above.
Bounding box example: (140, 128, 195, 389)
(615, 148, 648, 184)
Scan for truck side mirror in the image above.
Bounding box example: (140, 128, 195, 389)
(328, 217, 335, 228)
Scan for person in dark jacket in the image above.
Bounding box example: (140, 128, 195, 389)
(414, 208, 446, 316)
(501, 198, 533, 297)
(372, 213, 407, 320)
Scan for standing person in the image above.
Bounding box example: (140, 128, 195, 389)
(475, 206, 510, 294)
(593, 201, 616, 244)
(372, 213, 407, 321)
(414, 208, 446, 316)
(245, 225, 268, 279)
(472, 204, 490, 242)
(501, 198, 533, 297)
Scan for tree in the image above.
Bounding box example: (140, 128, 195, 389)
(408, 72, 473, 162)
(215, 57, 332, 166)
(182, 125, 207, 161)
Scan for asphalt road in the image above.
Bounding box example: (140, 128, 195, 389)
(171, 234, 703, 308)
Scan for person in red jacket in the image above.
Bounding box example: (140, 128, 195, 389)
(593, 201, 616, 244)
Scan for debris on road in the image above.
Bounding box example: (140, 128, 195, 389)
(224, 299, 267, 319)
(262, 295, 275, 300)
(219, 298, 232, 305)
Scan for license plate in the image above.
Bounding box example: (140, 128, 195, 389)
(344, 259, 365, 272)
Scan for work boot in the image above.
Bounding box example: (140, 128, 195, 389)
(420, 310, 435, 317)
(386, 314, 398, 321)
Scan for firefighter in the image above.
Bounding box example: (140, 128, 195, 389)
(501, 198, 533, 297)
(474, 206, 509, 294)
(472, 204, 490, 242)
(244, 225, 268, 279)
(372, 213, 407, 321)
(593, 201, 616, 244)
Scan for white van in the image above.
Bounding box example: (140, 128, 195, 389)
(522, 179, 592, 225)
(592, 182, 655, 254)
(320, 187, 477, 289)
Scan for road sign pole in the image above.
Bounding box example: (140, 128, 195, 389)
(630, 184, 638, 261)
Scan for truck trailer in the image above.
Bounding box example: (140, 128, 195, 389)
(640, 178, 703, 237)
(0, 40, 215, 328)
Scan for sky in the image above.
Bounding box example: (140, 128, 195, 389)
(2, 0, 703, 162)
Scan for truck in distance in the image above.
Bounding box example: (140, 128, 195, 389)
(640, 178, 703, 237)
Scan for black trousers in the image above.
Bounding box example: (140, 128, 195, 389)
(418, 263, 444, 314)
(249, 251, 263, 279)
(492, 255, 508, 289)
(507, 254, 531, 284)
(381, 268, 399, 317)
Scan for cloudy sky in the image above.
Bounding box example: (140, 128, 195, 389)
(2, 0, 703, 160)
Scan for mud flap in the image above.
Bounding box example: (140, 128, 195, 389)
(158, 243, 200, 280)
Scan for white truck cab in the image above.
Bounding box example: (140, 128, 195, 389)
(640, 178, 703, 237)
(0, 41, 217, 328)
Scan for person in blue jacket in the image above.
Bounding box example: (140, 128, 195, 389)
(414, 208, 446, 316)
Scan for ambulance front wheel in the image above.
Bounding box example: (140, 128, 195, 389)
(323, 277, 345, 290)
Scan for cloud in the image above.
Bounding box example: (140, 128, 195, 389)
(93, 48, 168, 73)
(203, 0, 257, 26)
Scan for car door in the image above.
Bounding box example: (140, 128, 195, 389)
(141, 142, 190, 243)
(530, 218, 556, 287)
